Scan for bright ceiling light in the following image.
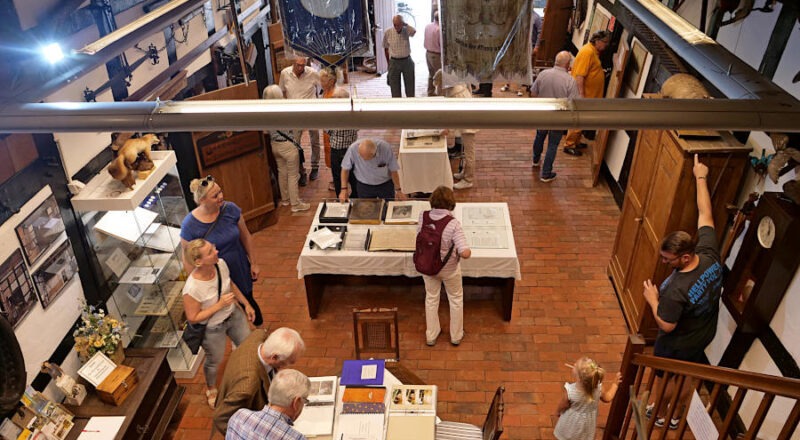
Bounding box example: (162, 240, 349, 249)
(42, 43, 64, 63)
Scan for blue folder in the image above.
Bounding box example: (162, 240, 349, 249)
(340, 359, 385, 386)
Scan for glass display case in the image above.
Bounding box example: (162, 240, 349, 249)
(71, 151, 201, 377)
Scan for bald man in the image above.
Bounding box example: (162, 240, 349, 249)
(383, 15, 416, 97)
(529, 51, 579, 183)
(338, 139, 407, 201)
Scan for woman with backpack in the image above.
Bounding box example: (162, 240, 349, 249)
(416, 186, 471, 346)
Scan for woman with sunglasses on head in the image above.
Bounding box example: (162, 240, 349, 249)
(181, 176, 264, 326)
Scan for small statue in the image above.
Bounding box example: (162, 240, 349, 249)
(107, 134, 160, 189)
(41, 362, 86, 406)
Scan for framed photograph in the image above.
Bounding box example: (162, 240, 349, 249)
(625, 38, 650, 95)
(32, 239, 78, 309)
(0, 249, 37, 328)
(15, 195, 66, 267)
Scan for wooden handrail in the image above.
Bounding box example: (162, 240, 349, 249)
(630, 353, 800, 399)
(604, 334, 800, 440)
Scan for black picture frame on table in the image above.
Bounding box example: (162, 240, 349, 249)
(14, 194, 66, 267)
(32, 239, 78, 309)
(0, 249, 37, 328)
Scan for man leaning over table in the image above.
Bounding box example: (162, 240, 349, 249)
(214, 327, 306, 434)
(338, 139, 408, 201)
(226, 369, 310, 440)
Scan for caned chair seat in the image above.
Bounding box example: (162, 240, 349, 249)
(435, 421, 483, 440)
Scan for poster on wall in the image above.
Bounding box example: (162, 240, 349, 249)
(0, 249, 37, 328)
(624, 38, 651, 96)
(15, 195, 66, 267)
(32, 239, 78, 309)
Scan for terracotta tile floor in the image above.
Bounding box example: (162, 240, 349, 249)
(167, 65, 628, 440)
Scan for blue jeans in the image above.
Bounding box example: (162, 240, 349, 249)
(532, 129, 565, 176)
(200, 306, 251, 387)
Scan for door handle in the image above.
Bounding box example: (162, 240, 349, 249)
(634, 217, 643, 223)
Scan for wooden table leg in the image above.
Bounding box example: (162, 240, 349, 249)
(502, 278, 514, 321)
(304, 275, 324, 319)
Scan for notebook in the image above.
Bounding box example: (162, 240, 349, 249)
(340, 359, 385, 386)
(342, 386, 386, 414)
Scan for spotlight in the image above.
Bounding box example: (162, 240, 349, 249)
(42, 43, 64, 63)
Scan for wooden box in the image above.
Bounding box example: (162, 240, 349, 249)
(97, 365, 138, 406)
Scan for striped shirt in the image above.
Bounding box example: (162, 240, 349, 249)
(226, 406, 306, 440)
(328, 129, 359, 150)
(383, 25, 416, 58)
(416, 208, 469, 275)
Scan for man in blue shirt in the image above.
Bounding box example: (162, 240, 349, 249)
(226, 369, 310, 440)
(338, 139, 408, 201)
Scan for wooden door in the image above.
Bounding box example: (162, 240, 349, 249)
(537, 0, 573, 66)
(188, 83, 275, 232)
(608, 129, 658, 297)
(622, 224, 660, 336)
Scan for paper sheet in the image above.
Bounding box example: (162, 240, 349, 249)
(309, 227, 343, 250)
(77, 416, 125, 440)
(334, 413, 385, 440)
(93, 208, 158, 244)
(686, 391, 718, 440)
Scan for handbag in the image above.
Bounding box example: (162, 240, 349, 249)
(182, 264, 222, 355)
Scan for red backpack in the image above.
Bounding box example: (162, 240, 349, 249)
(414, 211, 455, 276)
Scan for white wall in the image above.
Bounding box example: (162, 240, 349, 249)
(715, 4, 781, 70)
(1, 187, 84, 385)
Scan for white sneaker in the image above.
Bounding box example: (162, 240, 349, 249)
(500, 84, 510, 92)
(453, 180, 473, 189)
(517, 90, 525, 97)
(291, 202, 311, 212)
(280, 200, 291, 206)
(453, 172, 464, 180)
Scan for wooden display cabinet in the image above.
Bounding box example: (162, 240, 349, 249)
(608, 128, 750, 340)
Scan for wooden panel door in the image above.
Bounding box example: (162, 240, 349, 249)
(622, 225, 660, 336)
(642, 135, 684, 247)
(188, 83, 275, 232)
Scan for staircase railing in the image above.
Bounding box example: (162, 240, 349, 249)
(603, 334, 800, 440)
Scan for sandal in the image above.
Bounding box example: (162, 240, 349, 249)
(206, 388, 218, 409)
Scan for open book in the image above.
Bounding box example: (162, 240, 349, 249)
(293, 376, 338, 437)
(386, 384, 437, 440)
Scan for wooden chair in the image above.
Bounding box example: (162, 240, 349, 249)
(435, 386, 505, 440)
(352, 307, 400, 362)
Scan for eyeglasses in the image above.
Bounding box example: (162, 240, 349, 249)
(200, 175, 215, 187)
(661, 253, 685, 264)
(301, 396, 310, 405)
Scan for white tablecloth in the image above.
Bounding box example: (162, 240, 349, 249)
(397, 129, 454, 194)
(297, 202, 521, 280)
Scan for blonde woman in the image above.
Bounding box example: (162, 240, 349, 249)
(183, 238, 254, 408)
(180, 176, 263, 326)
(263, 84, 310, 212)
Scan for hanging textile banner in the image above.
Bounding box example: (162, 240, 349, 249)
(278, 0, 371, 66)
(441, 0, 532, 86)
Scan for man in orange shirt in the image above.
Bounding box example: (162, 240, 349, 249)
(563, 30, 611, 156)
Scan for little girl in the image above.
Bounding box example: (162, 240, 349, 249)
(553, 357, 621, 440)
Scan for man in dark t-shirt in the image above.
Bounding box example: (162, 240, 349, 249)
(642, 154, 721, 429)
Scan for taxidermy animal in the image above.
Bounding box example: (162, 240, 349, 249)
(766, 132, 800, 184)
(107, 134, 159, 189)
(660, 73, 711, 99)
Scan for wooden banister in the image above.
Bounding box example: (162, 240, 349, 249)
(604, 335, 800, 440)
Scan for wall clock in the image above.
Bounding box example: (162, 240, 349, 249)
(722, 192, 800, 333)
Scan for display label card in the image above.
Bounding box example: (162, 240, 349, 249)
(105, 248, 130, 279)
(361, 364, 377, 380)
(77, 352, 117, 387)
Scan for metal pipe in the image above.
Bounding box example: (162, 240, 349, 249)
(620, 0, 796, 104)
(1, 97, 798, 133)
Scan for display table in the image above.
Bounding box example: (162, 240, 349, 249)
(64, 348, 184, 440)
(297, 202, 521, 320)
(397, 129, 454, 194)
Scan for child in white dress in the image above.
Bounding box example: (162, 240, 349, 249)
(553, 357, 621, 440)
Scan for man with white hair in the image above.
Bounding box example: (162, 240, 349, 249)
(529, 51, 579, 183)
(226, 369, 311, 440)
(338, 139, 407, 201)
(213, 328, 306, 434)
(280, 57, 321, 182)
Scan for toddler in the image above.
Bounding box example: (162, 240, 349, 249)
(553, 357, 621, 440)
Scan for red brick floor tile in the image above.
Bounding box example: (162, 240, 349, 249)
(168, 67, 626, 440)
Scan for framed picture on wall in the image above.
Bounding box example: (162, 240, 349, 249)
(15, 195, 66, 267)
(0, 249, 37, 328)
(586, 4, 611, 44)
(625, 39, 650, 95)
(32, 239, 78, 309)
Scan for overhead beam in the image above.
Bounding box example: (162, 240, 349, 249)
(0, 97, 798, 133)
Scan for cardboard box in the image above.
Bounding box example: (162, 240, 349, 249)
(96, 365, 138, 406)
